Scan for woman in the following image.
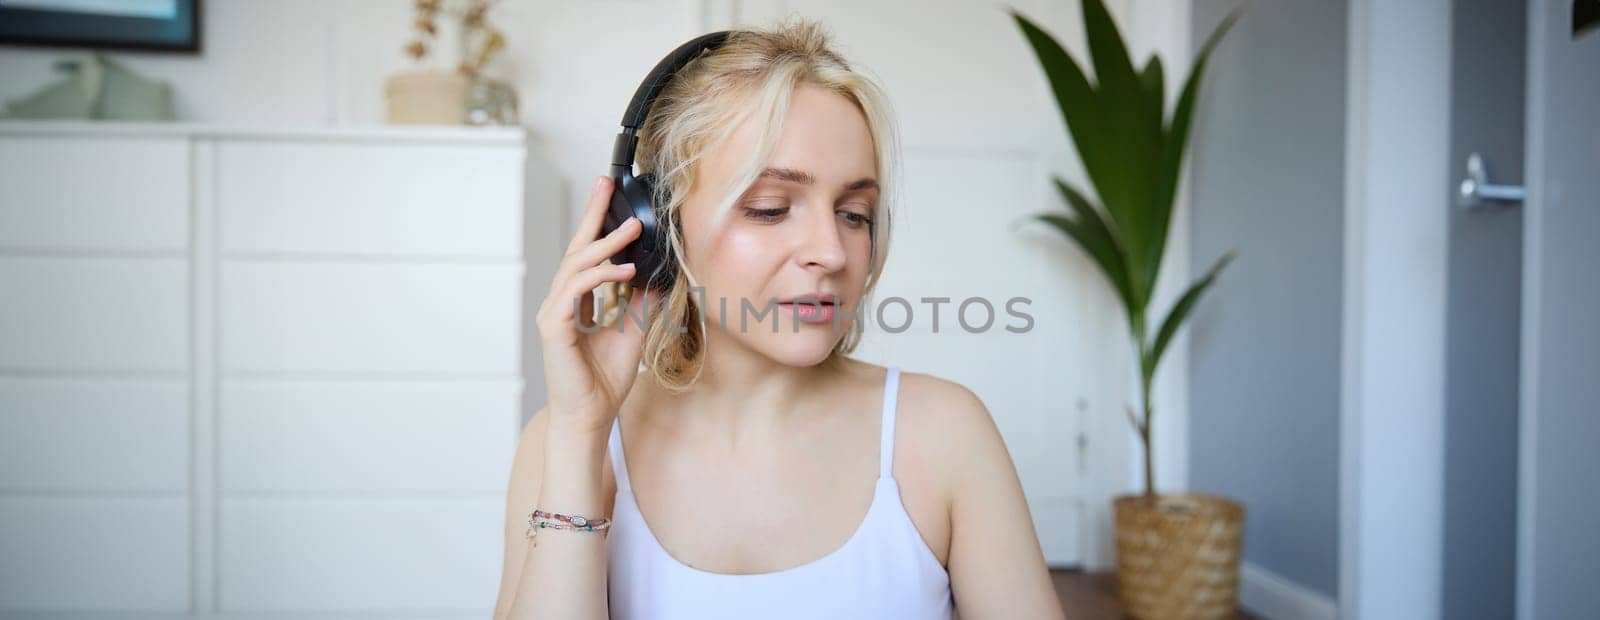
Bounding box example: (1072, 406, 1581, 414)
(495, 17, 1063, 620)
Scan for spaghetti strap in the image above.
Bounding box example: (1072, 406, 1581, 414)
(609, 417, 630, 491)
(879, 366, 901, 479)
(603, 362, 953, 618)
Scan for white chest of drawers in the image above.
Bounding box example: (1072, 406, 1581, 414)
(0, 121, 563, 616)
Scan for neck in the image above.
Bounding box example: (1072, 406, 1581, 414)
(643, 327, 845, 447)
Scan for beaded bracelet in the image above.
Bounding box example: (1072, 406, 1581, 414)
(525, 509, 611, 545)
(532, 509, 609, 529)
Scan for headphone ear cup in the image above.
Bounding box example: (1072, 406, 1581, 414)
(635, 173, 679, 289)
(635, 172, 658, 202)
(612, 172, 666, 290)
(606, 173, 644, 271)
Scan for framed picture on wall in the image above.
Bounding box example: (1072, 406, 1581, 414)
(0, 0, 200, 53)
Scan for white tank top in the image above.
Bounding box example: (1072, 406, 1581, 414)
(604, 366, 954, 619)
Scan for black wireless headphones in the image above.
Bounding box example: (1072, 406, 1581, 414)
(603, 30, 733, 290)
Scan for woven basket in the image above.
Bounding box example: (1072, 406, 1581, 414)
(384, 69, 468, 125)
(1113, 493, 1245, 620)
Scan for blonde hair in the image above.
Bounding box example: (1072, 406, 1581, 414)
(598, 15, 901, 393)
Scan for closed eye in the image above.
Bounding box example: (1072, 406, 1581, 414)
(838, 210, 873, 228)
(741, 203, 875, 228)
(743, 206, 788, 223)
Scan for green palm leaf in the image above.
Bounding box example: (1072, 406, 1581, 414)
(1041, 176, 1136, 314)
(1011, 0, 1242, 497)
(1147, 9, 1243, 302)
(1144, 251, 1235, 385)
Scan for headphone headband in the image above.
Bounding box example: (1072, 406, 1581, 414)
(611, 30, 731, 169)
(603, 30, 733, 290)
(620, 30, 731, 130)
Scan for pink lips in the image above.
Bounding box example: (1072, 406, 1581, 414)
(779, 301, 836, 323)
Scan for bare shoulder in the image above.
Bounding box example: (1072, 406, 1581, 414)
(894, 370, 1061, 619)
(888, 368, 1013, 505)
(896, 370, 1003, 457)
(897, 370, 988, 418)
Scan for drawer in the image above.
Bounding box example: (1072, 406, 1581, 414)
(0, 256, 189, 371)
(219, 497, 500, 611)
(217, 140, 524, 257)
(220, 261, 522, 374)
(219, 379, 519, 492)
(0, 377, 189, 492)
(0, 135, 189, 252)
(0, 496, 190, 610)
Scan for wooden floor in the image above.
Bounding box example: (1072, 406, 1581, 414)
(1050, 570, 1258, 619)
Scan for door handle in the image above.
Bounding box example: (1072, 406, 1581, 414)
(1458, 152, 1525, 208)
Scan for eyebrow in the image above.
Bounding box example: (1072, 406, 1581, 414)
(759, 167, 879, 192)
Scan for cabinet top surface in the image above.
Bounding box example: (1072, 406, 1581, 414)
(0, 120, 530, 145)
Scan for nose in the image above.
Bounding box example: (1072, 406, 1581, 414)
(796, 203, 848, 273)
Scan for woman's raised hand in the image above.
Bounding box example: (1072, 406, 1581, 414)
(535, 176, 660, 435)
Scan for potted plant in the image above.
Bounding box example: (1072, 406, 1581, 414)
(1011, 1, 1245, 617)
(386, 0, 512, 125)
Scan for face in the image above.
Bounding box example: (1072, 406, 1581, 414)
(677, 83, 880, 367)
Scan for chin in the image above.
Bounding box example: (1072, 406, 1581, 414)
(756, 334, 844, 368)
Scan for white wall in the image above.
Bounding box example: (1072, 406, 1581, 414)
(1188, 0, 1346, 605)
(0, 0, 1198, 592)
(0, 0, 708, 196)
(1340, 0, 1453, 618)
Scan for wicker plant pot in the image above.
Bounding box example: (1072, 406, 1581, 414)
(384, 69, 468, 125)
(1113, 493, 1245, 620)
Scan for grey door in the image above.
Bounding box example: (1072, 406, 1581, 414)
(1442, 0, 1526, 618)
(1516, 1, 1600, 619)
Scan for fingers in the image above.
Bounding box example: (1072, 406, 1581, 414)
(566, 176, 615, 256)
(558, 214, 641, 282)
(565, 262, 636, 304)
(539, 262, 637, 335)
(538, 176, 651, 344)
